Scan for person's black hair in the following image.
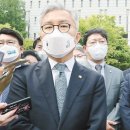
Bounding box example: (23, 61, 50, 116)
(33, 37, 41, 49)
(82, 28, 108, 45)
(21, 50, 41, 61)
(0, 28, 23, 46)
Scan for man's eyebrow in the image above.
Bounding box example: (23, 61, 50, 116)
(42, 22, 53, 25)
(59, 20, 70, 23)
(37, 45, 42, 47)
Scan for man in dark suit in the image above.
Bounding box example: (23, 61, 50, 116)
(6, 3, 107, 130)
(123, 68, 130, 78)
(120, 73, 130, 130)
(0, 28, 24, 130)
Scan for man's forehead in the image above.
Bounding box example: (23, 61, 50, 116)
(0, 34, 17, 40)
(88, 34, 106, 40)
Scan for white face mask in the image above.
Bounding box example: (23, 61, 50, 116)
(0, 45, 19, 63)
(87, 43, 108, 60)
(42, 29, 76, 58)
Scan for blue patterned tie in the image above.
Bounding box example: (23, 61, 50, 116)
(55, 63, 67, 116)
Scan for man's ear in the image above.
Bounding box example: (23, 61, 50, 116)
(75, 32, 81, 43)
(83, 45, 87, 54)
(20, 46, 24, 53)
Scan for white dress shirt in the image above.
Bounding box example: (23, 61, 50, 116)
(88, 59, 105, 77)
(48, 57, 75, 86)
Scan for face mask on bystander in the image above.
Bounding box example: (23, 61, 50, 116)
(87, 43, 108, 60)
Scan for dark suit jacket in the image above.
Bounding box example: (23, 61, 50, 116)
(120, 73, 130, 130)
(123, 68, 130, 78)
(6, 58, 107, 130)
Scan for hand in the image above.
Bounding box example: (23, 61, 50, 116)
(0, 66, 4, 76)
(0, 64, 15, 93)
(0, 59, 28, 93)
(106, 120, 117, 130)
(0, 103, 18, 126)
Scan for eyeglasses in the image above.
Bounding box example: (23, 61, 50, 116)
(41, 23, 71, 34)
(87, 40, 107, 47)
(0, 40, 18, 47)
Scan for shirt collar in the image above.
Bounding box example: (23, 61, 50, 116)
(88, 59, 105, 68)
(48, 57, 75, 72)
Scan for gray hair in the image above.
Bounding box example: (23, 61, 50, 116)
(40, 3, 79, 30)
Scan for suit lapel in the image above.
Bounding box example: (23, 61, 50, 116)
(35, 59, 60, 125)
(59, 61, 88, 127)
(86, 62, 113, 95)
(104, 64, 112, 94)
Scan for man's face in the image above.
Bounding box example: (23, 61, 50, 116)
(83, 33, 108, 62)
(40, 9, 80, 46)
(86, 34, 107, 46)
(73, 49, 85, 58)
(34, 41, 43, 52)
(0, 34, 22, 53)
(24, 55, 38, 64)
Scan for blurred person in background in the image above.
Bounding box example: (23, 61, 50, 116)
(123, 68, 130, 78)
(0, 28, 24, 129)
(73, 43, 85, 57)
(0, 27, 24, 103)
(0, 65, 17, 126)
(0, 46, 19, 95)
(120, 72, 130, 130)
(73, 43, 87, 64)
(82, 28, 123, 130)
(21, 50, 41, 64)
(0, 28, 23, 53)
(120, 66, 130, 129)
(33, 37, 47, 60)
(33, 37, 43, 52)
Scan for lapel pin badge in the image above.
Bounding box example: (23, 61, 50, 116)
(78, 75, 82, 79)
(110, 70, 112, 73)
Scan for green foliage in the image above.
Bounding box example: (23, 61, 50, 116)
(0, 0, 26, 37)
(79, 15, 130, 70)
(0, 23, 11, 29)
(24, 38, 33, 50)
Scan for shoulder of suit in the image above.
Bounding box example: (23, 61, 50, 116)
(15, 58, 48, 70)
(15, 61, 41, 71)
(123, 68, 130, 73)
(123, 68, 130, 78)
(105, 64, 122, 73)
(76, 61, 100, 75)
(76, 61, 89, 70)
(15, 63, 29, 70)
